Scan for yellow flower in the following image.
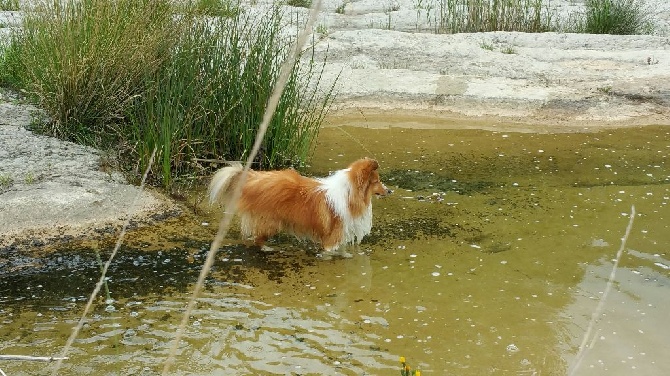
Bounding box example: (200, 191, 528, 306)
(416, 371, 421, 376)
(399, 356, 406, 363)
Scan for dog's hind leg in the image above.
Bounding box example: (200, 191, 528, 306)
(254, 235, 277, 252)
(250, 218, 281, 252)
(240, 215, 275, 251)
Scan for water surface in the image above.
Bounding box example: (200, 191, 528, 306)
(1, 124, 669, 375)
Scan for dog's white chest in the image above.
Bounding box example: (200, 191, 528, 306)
(319, 169, 373, 245)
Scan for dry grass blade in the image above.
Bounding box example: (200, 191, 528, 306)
(49, 147, 158, 375)
(569, 204, 636, 375)
(159, 1, 324, 374)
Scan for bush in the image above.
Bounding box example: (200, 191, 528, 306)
(1, 0, 333, 187)
(128, 8, 333, 185)
(435, 0, 554, 33)
(6, 0, 179, 144)
(583, 0, 653, 34)
(192, 0, 239, 17)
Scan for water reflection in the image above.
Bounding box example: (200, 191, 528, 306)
(562, 257, 670, 375)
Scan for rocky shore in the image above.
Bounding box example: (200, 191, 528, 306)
(0, 92, 180, 249)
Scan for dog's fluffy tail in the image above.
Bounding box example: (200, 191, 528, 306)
(208, 162, 244, 205)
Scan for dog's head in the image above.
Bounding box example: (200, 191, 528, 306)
(349, 158, 392, 198)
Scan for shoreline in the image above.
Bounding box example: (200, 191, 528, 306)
(325, 105, 670, 133)
(1, 95, 668, 251)
(0, 92, 182, 250)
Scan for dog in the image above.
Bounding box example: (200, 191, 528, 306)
(208, 158, 391, 259)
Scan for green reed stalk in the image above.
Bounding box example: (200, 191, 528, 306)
(6, 0, 179, 145)
(128, 6, 333, 186)
(1, 0, 334, 187)
(435, 0, 553, 33)
(582, 0, 653, 34)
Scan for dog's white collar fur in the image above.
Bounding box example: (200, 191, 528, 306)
(319, 168, 373, 248)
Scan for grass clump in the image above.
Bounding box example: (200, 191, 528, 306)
(129, 8, 333, 185)
(191, 0, 240, 17)
(434, 0, 554, 33)
(0, 0, 20, 11)
(285, 0, 312, 8)
(0, 174, 13, 190)
(0, 42, 21, 87)
(3, 0, 179, 144)
(0, 0, 333, 187)
(480, 41, 495, 51)
(501, 45, 517, 54)
(582, 0, 653, 34)
(334, 1, 348, 14)
(426, 0, 655, 35)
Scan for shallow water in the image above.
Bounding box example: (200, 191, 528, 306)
(1, 124, 669, 375)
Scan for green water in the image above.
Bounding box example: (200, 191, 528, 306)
(1, 125, 669, 375)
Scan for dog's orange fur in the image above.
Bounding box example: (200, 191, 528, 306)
(208, 158, 390, 255)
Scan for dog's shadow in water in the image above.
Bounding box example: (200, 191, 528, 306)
(211, 236, 326, 285)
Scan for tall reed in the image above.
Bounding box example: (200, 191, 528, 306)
(127, 7, 333, 186)
(0, 0, 20, 11)
(8, 0, 179, 145)
(582, 0, 653, 34)
(434, 0, 553, 33)
(1, 0, 333, 186)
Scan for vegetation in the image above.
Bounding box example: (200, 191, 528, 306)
(335, 1, 348, 14)
(479, 41, 495, 51)
(191, 0, 240, 17)
(434, 0, 554, 33)
(285, 0, 312, 8)
(501, 45, 517, 54)
(582, 0, 653, 34)
(0, 0, 333, 187)
(0, 0, 20, 12)
(316, 23, 328, 35)
(400, 356, 421, 376)
(0, 174, 13, 190)
(423, 0, 654, 35)
(24, 171, 37, 184)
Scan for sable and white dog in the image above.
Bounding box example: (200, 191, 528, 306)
(208, 158, 391, 259)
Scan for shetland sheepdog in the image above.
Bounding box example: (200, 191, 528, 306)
(208, 158, 391, 259)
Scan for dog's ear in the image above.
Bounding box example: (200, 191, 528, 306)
(358, 158, 379, 172)
(351, 158, 379, 188)
(366, 158, 379, 172)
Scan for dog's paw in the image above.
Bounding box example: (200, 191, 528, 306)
(260, 245, 276, 253)
(318, 249, 352, 260)
(318, 250, 335, 260)
(339, 251, 353, 258)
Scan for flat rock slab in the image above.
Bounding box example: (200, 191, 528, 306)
(287, 0, 670, 126)
(312, 28, 670, 126)
(0, 96, 179, 248)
